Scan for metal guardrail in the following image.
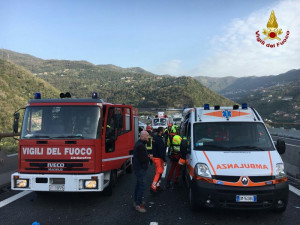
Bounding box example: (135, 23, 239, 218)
(0, 133, 20, 189)
(0, 133, 20, 140)
(268, 127, 300, 139)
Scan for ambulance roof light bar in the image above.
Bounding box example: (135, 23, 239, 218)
(214, 105, 220, 110)
(242, 103, 248, 109)
(233, 105, 239, 110)
(204, 104, 210, 110)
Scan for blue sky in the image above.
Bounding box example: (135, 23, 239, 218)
(1, 0, 299, 77)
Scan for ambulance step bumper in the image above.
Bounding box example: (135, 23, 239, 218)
(191, 179, 289, 210)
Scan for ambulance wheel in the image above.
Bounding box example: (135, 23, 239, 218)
(189, 186, 197, 211)
(272, 202, 287, 213)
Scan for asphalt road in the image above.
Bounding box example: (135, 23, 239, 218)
(1, 164, 300, 225)
(1, 135, 300, 225)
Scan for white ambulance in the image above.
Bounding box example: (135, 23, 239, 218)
(180, 104, 288, 212)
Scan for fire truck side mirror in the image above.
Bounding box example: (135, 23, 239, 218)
(13, 112, 20, 134)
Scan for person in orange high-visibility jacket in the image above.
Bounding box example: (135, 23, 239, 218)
(150, 127, 166, 192)
(166, 128, 182, 188)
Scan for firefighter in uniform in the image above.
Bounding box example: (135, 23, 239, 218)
(166, 127, 182, 188)
(150, 127, 166, 192)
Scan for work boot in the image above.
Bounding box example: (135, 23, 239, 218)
(135, 204, 147, 213)
(133, 201, 145, 207)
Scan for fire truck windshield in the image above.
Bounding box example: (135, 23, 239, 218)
(21, 106, 100, 139)
(193, 122, 274, 151)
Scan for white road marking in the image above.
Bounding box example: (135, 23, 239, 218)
(272, 141, 300, 148)
(275, 136, 300, 142)
(150, 223, 158, 225)
(0, 185, 299, 209)
(289, 185, 300, 196)
(286, 143, 300, 148)
(0, 191, 32, 208)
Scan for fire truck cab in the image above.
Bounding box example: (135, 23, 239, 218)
(180, 104, 288, 212)
(11, 92, 139, 194)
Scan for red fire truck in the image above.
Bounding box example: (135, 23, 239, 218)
(11, 92, 139, 195)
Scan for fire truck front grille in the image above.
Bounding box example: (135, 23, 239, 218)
(25, 159, 89, 162)
(25, 159, 90, 171)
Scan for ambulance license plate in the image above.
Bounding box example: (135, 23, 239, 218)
(49, 184, 65, 191)
(236, 195, 257, 202)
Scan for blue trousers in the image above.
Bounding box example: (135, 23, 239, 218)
(134, 169, 147, 205)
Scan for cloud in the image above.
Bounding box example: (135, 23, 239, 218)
(192, 0, 300, 77)
(150, 59, 183, 76)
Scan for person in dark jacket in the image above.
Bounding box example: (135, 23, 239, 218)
(133, 130, 150, 213)
(150, 127, 167, 192)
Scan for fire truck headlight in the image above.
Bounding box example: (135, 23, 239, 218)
(84, 180, 97, 189)
(194, 163, 212, 178)
(15, 179, 29, 188)
(275, 163, 286, 178)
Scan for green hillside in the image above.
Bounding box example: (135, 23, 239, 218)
(1, 49, 234, 109)
(239, 80, 300, 129)
(195, 69, 300, 101)
(0, 59, 60, 132)
(194, 70, 300, 127)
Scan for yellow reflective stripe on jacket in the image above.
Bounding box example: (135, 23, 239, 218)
(146, 136, 153, 150)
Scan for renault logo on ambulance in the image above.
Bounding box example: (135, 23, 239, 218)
(241, 176, 249, 185)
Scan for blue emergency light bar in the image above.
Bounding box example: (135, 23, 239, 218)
(34, 92, 41, 99)
(242, 103, 248, 109)
(92, 92, 98, 99)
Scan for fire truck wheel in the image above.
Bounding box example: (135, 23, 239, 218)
(103, 170, 117, 196)
(126, 164, 133, 173)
